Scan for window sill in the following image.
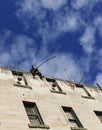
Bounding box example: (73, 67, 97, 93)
(28, 124, 50, 129)
(50, 90, 66, 95)
(81, 95, 95, 99)
(14, 84, 32, 90)
(71, 127, 87, 130)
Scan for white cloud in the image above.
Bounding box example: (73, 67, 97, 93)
(94, 16, 102, 37)
(0, 53, 11, 66)
(15, 0, 102, 47)
(71, 0, 102, 10)
(80, 26, 95, 53)
(78, 54, 92, 72)
(16, 0, 46, 28)
(0, 30, 38, 70)
(94, 73, 102, 87)
(66, 15, 78, 31)
(16, 0, 83, 45)
(99, 49, 102, 56)
(94, 49, 102, 72)
(41, 0, 67, 10)
(37, 10, 81, 45)
(11, 35, 36, 60)
(0, 30, 12, 51)
(15, 0, 102, 48)
(71, 0, 89, 10)
(56, 11, 80, 32)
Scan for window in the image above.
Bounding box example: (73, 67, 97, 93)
(23, 102, 49, 129)
(46, 78, 65, 94)
(62, 107, 83, 129)
(12, 71, 31, 89)
(94, 111, 102, 123)
(75, 83, 94, 99)
(12, 71, 27, 86)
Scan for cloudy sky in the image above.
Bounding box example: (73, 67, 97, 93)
(0, 0, 102, 86)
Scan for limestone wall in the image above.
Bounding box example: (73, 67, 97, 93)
(0, 67, 102, 130)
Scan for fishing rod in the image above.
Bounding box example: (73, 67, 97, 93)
(64, 69, 84, 83)
(36, 56, 56, 69)
(64, 69, 73, 82)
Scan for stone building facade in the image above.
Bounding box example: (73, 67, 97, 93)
(0, 66, 102, 130)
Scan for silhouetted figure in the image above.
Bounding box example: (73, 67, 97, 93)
(30, 66, 44, 79)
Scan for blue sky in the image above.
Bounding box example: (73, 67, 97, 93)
(0, 0, 102, 86)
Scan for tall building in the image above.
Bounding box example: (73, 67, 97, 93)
(0, 66, 102, 130)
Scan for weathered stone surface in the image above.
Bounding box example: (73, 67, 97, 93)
(0, 67, 102, 130)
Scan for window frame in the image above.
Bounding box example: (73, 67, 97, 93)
(12, 70, 32, 89)
(46, 78, 66, 94)
(23, 101, 49, 129)
(62, 106, 86, 130)
(75, 83, 95, 99)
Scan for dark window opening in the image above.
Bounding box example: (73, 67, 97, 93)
(12, 71, 23, 76)
(62, 106, 83, 128)
(94, 111, 102, 123)
(75, 84, 83, 88)
(23, 101, 44, 126)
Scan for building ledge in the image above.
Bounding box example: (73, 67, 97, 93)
(71, 127, 87, 130)
(14, 84, 32, 90)
(81, 95, 95, 99)
(28, 124, 50, 129)
(50, 90, 66, 95)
